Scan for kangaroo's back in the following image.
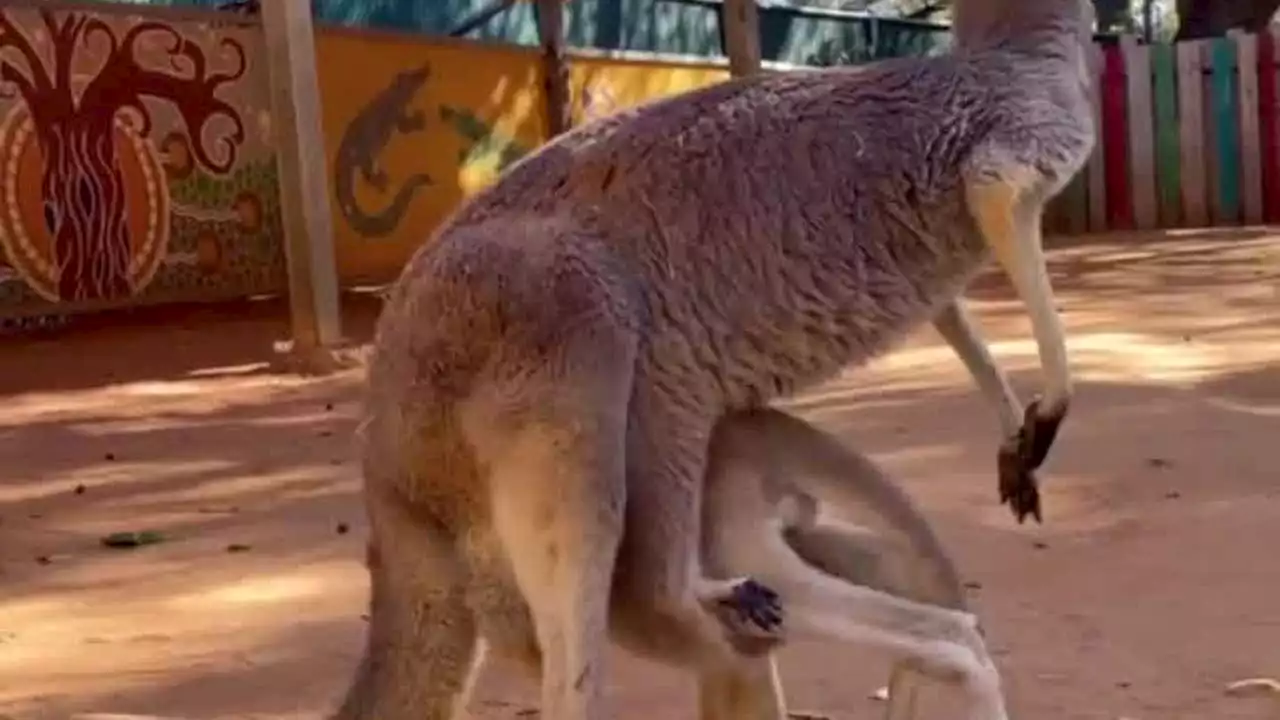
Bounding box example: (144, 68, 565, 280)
(400, 43, 1091, 409)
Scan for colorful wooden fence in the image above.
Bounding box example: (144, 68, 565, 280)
(1046, 30, 1280, 234)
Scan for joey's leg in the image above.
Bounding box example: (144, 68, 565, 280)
(334, 488, 481, 720)
(698, 656, 788, 720)
(968, 172, 1073, 523)
(884, 663, 925, 720)
(784, 519, 969, 720)
(784, 520, 964, 609)
(742, 530, 1005, 719)
(615, 383, 784, 664)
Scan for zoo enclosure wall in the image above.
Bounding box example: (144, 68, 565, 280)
(0, 0, 1272, 322)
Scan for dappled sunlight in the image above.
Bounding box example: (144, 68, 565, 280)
(1202, 395, 1280, 417)
(111, 465, 355, 508)
(2, 230, 1278, 718)
(24, 407, 350, 437)
(167, 568, 348, 611)
(862, 439, 964, 467)
(0, 459, 237, 504)
(185, 361, 276, 378)
(871, 329, 1277, 386)
(0, 371, 360, 428)
(782, 382, 926, 417)
(0, 558, 367, 710)
(7, 554, 234, 603)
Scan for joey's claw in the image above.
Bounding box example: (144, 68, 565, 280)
(998, 441, 1042, 524)
(708, 578, 785, 655)
(722, 578, 783, 631)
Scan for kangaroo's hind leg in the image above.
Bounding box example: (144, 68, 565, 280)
(613, 380, 786, 668)
(460, 306, 640, 720)
(698, 655, 788, 720)
(334, 485, 483, 720)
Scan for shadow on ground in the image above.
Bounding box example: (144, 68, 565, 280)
(0, 291, 386, 398)
(1, 231, 1278, 720)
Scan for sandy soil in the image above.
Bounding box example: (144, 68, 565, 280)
(1, 230, 1278, 720)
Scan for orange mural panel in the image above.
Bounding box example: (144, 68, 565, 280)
(1, 110, 169, 302)
(316, 30, 547, 286)
(0, 4, 283, 318)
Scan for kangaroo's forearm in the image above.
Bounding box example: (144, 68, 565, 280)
(932, 299, 1023, 439)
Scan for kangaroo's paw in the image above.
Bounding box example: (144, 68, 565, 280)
(1019, 397, 1066, 470)
(998, 397, 1065, 524)
(998, 437, 1041, 524)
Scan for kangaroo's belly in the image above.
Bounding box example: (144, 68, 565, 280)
(635, 250, 988, 411)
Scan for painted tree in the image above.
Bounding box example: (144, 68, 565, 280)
(0, 9, 246, 302)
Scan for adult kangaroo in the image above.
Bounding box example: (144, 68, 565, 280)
(346, 0, 1097, 717)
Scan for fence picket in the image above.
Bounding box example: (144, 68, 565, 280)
(1259, 29, 1280, 222)
(1152, 43, 1181, 227)
(1233, 32, 1264, 224)
(1103, 43, 1134, 229)
(1177, 40, 1208, 227)
(1087, 43, 1108, 233)
(1122, 37, 1159, 229)
(1210, 37, 1241, 224)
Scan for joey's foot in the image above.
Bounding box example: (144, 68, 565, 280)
(722, 578, 782, 630)
(998, 439, 1041, 524)
(704, 578, 784, 655)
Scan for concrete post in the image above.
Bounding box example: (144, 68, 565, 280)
(260, 0, 344, 370)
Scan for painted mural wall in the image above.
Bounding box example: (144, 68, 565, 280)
(314, 31, 547, 285)
(129, 0, 954, 69)
(569, 54, 729, 124)
(0, 3, 283, 318)
(316, 28, 734, 285)
(0, 2, 741, 313)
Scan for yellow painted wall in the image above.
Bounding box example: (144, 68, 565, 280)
(316, 30, 547, 285)
(317, 29, 731, 286)
(568, 55, 730, 124)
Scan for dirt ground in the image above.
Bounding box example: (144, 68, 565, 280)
(1, 230, 1278, 720)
